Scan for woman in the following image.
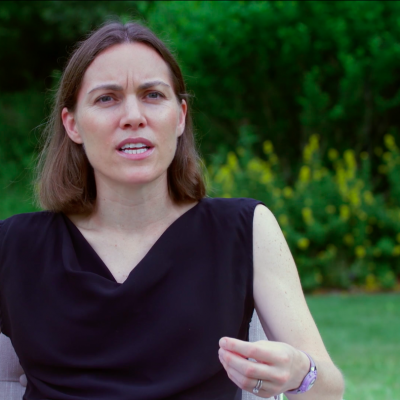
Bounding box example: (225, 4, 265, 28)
(0, 21, 344, 399)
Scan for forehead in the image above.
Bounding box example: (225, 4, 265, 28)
(81, 42, 172, 89)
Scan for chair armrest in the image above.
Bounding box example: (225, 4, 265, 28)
(242, 310, 283, 400)
(0, 333, 26, 399)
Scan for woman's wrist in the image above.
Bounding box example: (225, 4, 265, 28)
(288, 348, 312, 392)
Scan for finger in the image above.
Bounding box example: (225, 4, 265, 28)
(219, 347, 270, 379)
(223, 366, 277, 399)
(221, 357, 257, 393)
(220, 337, 283, 364)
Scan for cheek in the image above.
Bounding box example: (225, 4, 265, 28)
(150, 104, 180, 132)
(77, 112, 115, 142)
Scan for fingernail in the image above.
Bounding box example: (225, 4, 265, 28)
(219, 338, 227, 348)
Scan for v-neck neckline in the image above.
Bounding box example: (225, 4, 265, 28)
(62, 200, 202, 286)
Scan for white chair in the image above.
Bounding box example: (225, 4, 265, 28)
(0, 310, 282, 400)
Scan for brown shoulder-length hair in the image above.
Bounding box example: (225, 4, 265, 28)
(36, 21, 206, 214)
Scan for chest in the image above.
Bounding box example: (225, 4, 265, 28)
(80, 229, 165, 284)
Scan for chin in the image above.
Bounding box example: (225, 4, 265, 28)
(119, 172, 166, 187)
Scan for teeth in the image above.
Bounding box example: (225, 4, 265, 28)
(122, 148, 148, 154)
(121, 143, 148, 150)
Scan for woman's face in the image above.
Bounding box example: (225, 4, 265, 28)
(62, 42, 187, 190)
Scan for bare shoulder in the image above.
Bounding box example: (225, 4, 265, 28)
(253, 204, 299, 279)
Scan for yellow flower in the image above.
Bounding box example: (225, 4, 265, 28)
(303, 147, 312, 163)
(339, 204, 350, 221)
(344, 149, 356, 170)
(278, 214, 289, 226)
(348, 189, 361, 207)
(263, 140, 274, 155)
(297, 237, 310, 250)
(309, 134, 320, 148)
(302, 207, 314, 225)
(299, 166, 311, 183)
(303, 135, 320, 163)
(355, 246, 366, 258)
(247, 158, 268, 174)
(393, 245, 400, 257)
(227, 152, 238, 170)
(328, 148, 339, 161)
(384, 134, 397, 151)
(261, 170, 273, 184)
(283, 186, 293, 198)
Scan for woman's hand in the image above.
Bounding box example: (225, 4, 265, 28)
(218, 337, 310, 398)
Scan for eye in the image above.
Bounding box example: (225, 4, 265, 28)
(146, 91, 164, 100)
(97, 95, 113, 103)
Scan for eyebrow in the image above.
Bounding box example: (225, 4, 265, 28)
(87, 80, 171, 94)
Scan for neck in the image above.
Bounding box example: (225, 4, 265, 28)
(76, 174, 183, 234)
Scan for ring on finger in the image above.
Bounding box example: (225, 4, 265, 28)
(252, 379, 263, 394)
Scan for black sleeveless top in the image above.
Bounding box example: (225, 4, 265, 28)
(0, 197, 260, 400)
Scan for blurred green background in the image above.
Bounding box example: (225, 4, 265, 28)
(1, 2, 400, 398)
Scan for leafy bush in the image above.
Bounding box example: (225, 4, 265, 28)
(146, 1, 400, 171)
(0, 91, 44, 218)
(208, 130, 400, 291)
(2, 1, 400, 170)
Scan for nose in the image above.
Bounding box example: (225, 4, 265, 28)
(119, 96, 147, 130)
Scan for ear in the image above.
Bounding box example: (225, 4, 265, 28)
(177, 99, 187, 137)
(61, 107, 83, 144)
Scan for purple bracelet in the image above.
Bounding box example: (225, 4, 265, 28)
(285, 351, 317, 394)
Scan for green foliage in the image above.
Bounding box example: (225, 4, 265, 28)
(208, 132, 400, 291)
(2, 1, 400, 168)
(0, 91, 43, 218)
(144, 1, 400, 170)
(0, 1, 144, 90)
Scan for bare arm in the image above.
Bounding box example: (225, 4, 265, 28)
(219, 205, 344, 399)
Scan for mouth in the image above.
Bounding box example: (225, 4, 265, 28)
(116, 137, 154, 157)
(118, 143, 151, 154)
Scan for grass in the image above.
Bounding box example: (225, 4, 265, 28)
(306, 293, 400, 400)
